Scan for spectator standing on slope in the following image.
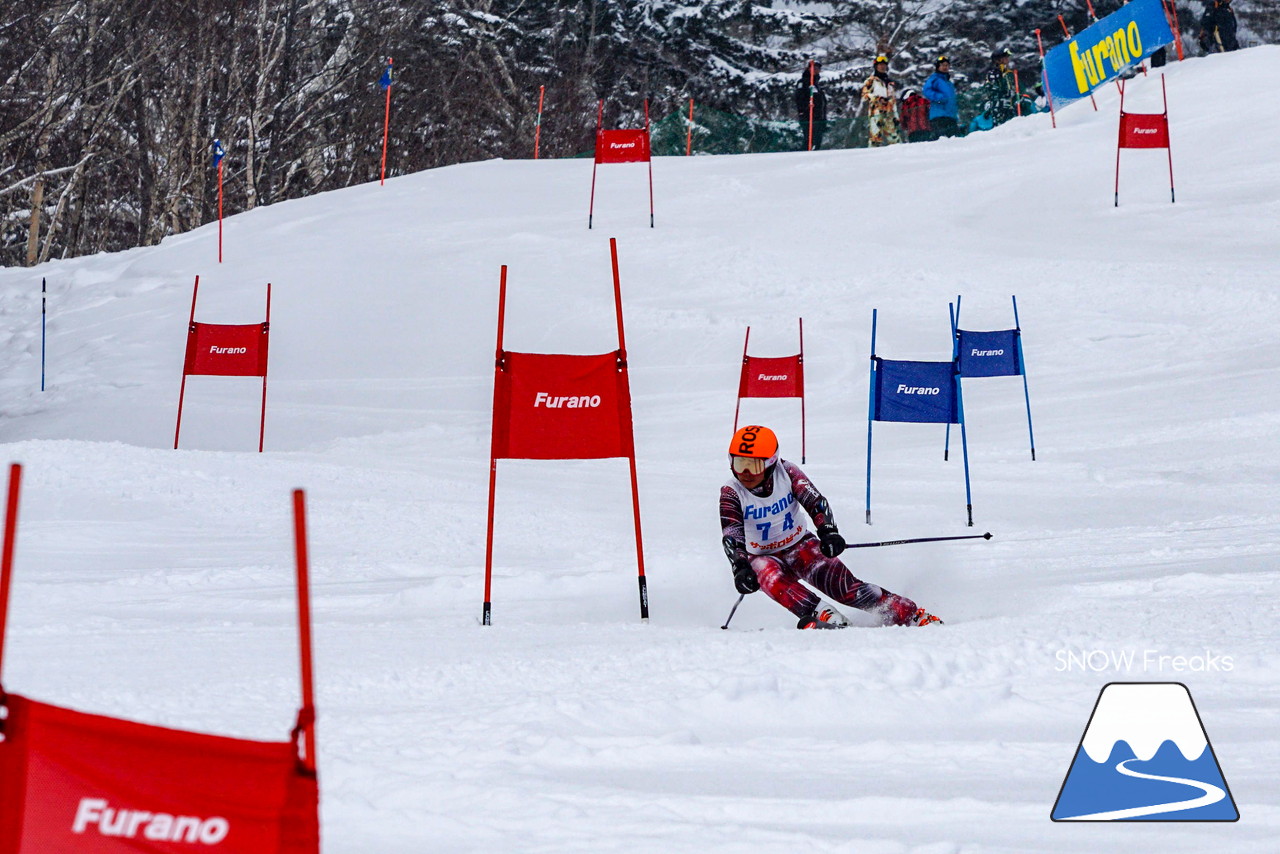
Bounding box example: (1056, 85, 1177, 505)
(720, 426, 943, 629)
(922, 55, 959, 138)
(1199, 0, 1239, 52)
(899, 89, 933, 142)
(982, 48, 1017, 127)
(794, 61, 830, 150)
(860, 54, 901, 147)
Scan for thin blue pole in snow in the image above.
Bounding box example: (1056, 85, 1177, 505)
(865, 309, 877, 525)
(1013, 295, 1036, 460)
(40, 278, 47, 391)
(945, 295, 960, 461)
(956, 365, 974, 527)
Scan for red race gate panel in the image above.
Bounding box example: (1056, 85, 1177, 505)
(732, 319, 807, 463)
(1119, 112, 1170, 148)
(738, 354, 804, 399)
(184, 322, 270, 376)
(595, 129, 651, 163)
(1114, 75, 1175, 206)
(0, 695, 318, 854)
(491, 351, 635, 460)
(174, 277, 272, 451)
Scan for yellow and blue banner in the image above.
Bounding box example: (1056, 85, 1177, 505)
(1044, 0, 1174, 106)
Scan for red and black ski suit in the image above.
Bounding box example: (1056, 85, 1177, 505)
(720, 459, 919, 626)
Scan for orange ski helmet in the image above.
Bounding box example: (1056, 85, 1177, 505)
(728, 425, 779, 475)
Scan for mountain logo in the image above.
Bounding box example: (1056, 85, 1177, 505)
(1051, 682, 1239, 821)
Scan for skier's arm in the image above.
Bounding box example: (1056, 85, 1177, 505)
(719, 486, 759, 593)
(782, 461, 846, 557)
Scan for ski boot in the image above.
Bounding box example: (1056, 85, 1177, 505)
(910, 608, 943, 627)
(798, 606, 850, 630)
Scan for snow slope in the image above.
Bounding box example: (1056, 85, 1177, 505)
(2, 48, 1278, 852)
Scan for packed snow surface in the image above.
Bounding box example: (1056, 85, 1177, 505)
(2, 48, 1278, 852)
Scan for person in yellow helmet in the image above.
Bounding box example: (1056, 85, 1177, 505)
(860, 54, 901, 147)
(720, 425, 942, 628)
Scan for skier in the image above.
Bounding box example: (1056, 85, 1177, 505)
(719, 425, 942, 629)
(860, 55, 901, 147)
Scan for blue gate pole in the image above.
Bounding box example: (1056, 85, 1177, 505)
(956, 368, 974, 527)
(865, 309, 878, 525)
(1013, 295, 1036, 460)
(41, 277, 47, 392)
(945, 295, 960, 461)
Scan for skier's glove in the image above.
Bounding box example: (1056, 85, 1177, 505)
(732, 560, 760, 595)
(817, 524, 846, 558)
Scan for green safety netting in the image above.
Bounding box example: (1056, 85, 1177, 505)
(638, 82, 1040, 156)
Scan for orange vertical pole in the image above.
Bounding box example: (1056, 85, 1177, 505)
(534, 84, 545, 159)
(174, 276, 200, 449)
(588, 99, 603, 229)
(685, 97, 694, 156)
(798, 317, 807, 465)
(258, 283, 271, 453)
(482, 265, 507, 626)
(291, 489, 317, 773)
(733, 326, 750, 432)
(0, 464, 22, 685)
(610, 238, 648, 621)
(1035, 30, 1057, 129)
(1014, 69, 1023, 116)
(807, 61, 816, 151)
(217, 161, 224, 263)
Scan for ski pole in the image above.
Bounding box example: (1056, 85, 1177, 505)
(721, 593, 745, 630)
(847, 532, 992, 549)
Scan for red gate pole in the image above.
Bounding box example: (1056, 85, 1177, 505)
(1059, 15, 1099, 111)
(380, 57, 393, 185)
(258, 283, 271, 453)
(482, 265, 508, 626)
(1034, 30, 1057, 129)
(1014, 69, 1023, 117)
(217, 160, 224, 263)
(610, 238, 648, 621)
(534, 84, 545, 159)
(807, 60, 816, 151)
(174, 276, 200, 449)
(733, 327, 750, 432)
(685, 97, 694, 156)
(1163, 75, 1175, 203)
(645, 99, 654, 228)
(588, 99, 603, 229)
(0, 463, 22, 684)
(798, 317, 807, 465)
(1115, 82, 1126, 207)
(291, 489, 317, 773)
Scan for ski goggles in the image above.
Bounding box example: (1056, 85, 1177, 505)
(730, 455, 768, 475)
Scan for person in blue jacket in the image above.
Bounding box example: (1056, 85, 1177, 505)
(922, 55, 959, 138)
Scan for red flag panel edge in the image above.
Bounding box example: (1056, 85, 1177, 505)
(491, 351, 635, 460)
(0, 694, 318, 854)
(738, 354, 804, 399)
(1119, 112, 1170, 148)
(184, 322, 270, 377)
(595, 129, 651, 164)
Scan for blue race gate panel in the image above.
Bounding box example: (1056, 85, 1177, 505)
(873, 359, 959, 423)
(956, 329, 1022, 377)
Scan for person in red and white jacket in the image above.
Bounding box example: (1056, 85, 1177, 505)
(720, 425, 942, 629)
